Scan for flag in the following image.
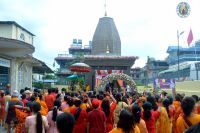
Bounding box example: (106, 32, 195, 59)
(187, 28, 193, 46)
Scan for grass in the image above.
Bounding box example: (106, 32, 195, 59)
(136, 80, 200, 96)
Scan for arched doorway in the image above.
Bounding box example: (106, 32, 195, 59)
(97, 73, 137, 92)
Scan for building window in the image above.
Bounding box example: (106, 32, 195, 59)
(20, 33, 25, 41)
(18, 67, 23, 83)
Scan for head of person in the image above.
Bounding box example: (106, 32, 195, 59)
(64, 95, 69, 102)
(51, 88, 56, 93)
(116, 93, 122, 103)
(61, 88, 66, 93)
(11, 90, 19, 98)
(20, 89, 25, 94)
(167, 96, 173, 105)
(132, 104, 141, 123)
(30, 95, 36, 102)
(147, 96, 158, 111)
(192, 95, 199, 103)
(32, 102, 42, 133)
(56, 112, 75, 133)
(74, 98, 82, 107)
(98, 94, 104, 100)
(92, 98, 99, 109)
(142, 102, 152, 120)
(38, 94, 44, 101)
(175, 94, 182, 102)
(25, 90, 32, 97)
(5, 90, 10, 95)
(24, 87, 30, 91)
(162, 98, 170, 118)
(52, 100, 61, 122)
(32, 102, 41, 113)
(101, 98, 110, 117)
(117, 109, 134, 133)
(48, 88, 52, 94)
(67, 97, 74, 107)
(0, 91, 4, 97)
(122, 96, 129, 105)
(21, 93, 26, 100)
(181, 97, 196, 117)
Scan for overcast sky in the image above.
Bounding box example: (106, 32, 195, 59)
(0, 0, 200, 70)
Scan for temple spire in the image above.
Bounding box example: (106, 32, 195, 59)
(104, 0, 107, 16)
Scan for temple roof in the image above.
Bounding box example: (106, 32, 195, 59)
(92, 17, 121, 55)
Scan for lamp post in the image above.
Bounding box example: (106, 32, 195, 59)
(177, 30, 184, 81)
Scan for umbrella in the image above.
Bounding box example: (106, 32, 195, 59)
(69, 63, 91, 73)
(66, 74, 78, 80)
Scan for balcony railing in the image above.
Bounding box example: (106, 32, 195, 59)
(57, 54, 73, 57)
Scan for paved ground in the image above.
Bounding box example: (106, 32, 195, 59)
(0, 125, 7, 133)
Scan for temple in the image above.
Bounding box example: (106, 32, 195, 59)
(55, 15, 138, 90)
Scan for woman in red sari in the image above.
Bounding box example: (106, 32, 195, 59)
(0, 91, 6, 126)
(142, 101, 160, 133)
(101, 92, 117, 133)
(72, 97, 87, 133)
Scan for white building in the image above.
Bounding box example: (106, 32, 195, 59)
(0, 21, 40, 92)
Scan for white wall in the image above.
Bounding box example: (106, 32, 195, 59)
(10, 58, 33, 92)
(0, 24, 12, 38)
(0, 23, 33, 45)
(12, 25, 33, 45)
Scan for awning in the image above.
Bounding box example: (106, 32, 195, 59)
(158, 63, 191, 75)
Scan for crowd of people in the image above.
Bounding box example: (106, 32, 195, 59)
(0, 87, 200, 133)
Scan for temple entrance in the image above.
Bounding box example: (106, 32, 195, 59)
(97, 73, 137, 92)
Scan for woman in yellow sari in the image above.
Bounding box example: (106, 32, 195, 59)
(156, 98, 172, 133)
(176, 97, 200, 133)
(109, 109, 140, 133)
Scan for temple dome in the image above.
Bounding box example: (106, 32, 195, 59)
(91, 17, 121, 55)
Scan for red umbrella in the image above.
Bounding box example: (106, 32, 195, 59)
(69, 63, 91, 72)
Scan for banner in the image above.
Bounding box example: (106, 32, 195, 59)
(153, 78, 175, 89)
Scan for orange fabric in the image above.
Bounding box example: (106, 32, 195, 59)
(176, 114, 200, 133)
(10, 97, 19, 102)
(137, 119, 148, 133)
(109, 126, 140, 133)
(39, 101, 48, 116)
(80, 103, 88, 110)
(156, 107, 172, 133)
(36, 98, 48, 116)
(15, 108, 30, 133)
(64, 105, 76, 113)
(173, 106, 183, 133)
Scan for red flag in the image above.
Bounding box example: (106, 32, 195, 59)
(187, 29, 193, 46)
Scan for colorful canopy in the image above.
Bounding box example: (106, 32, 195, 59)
(69, 63, 91, 72)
